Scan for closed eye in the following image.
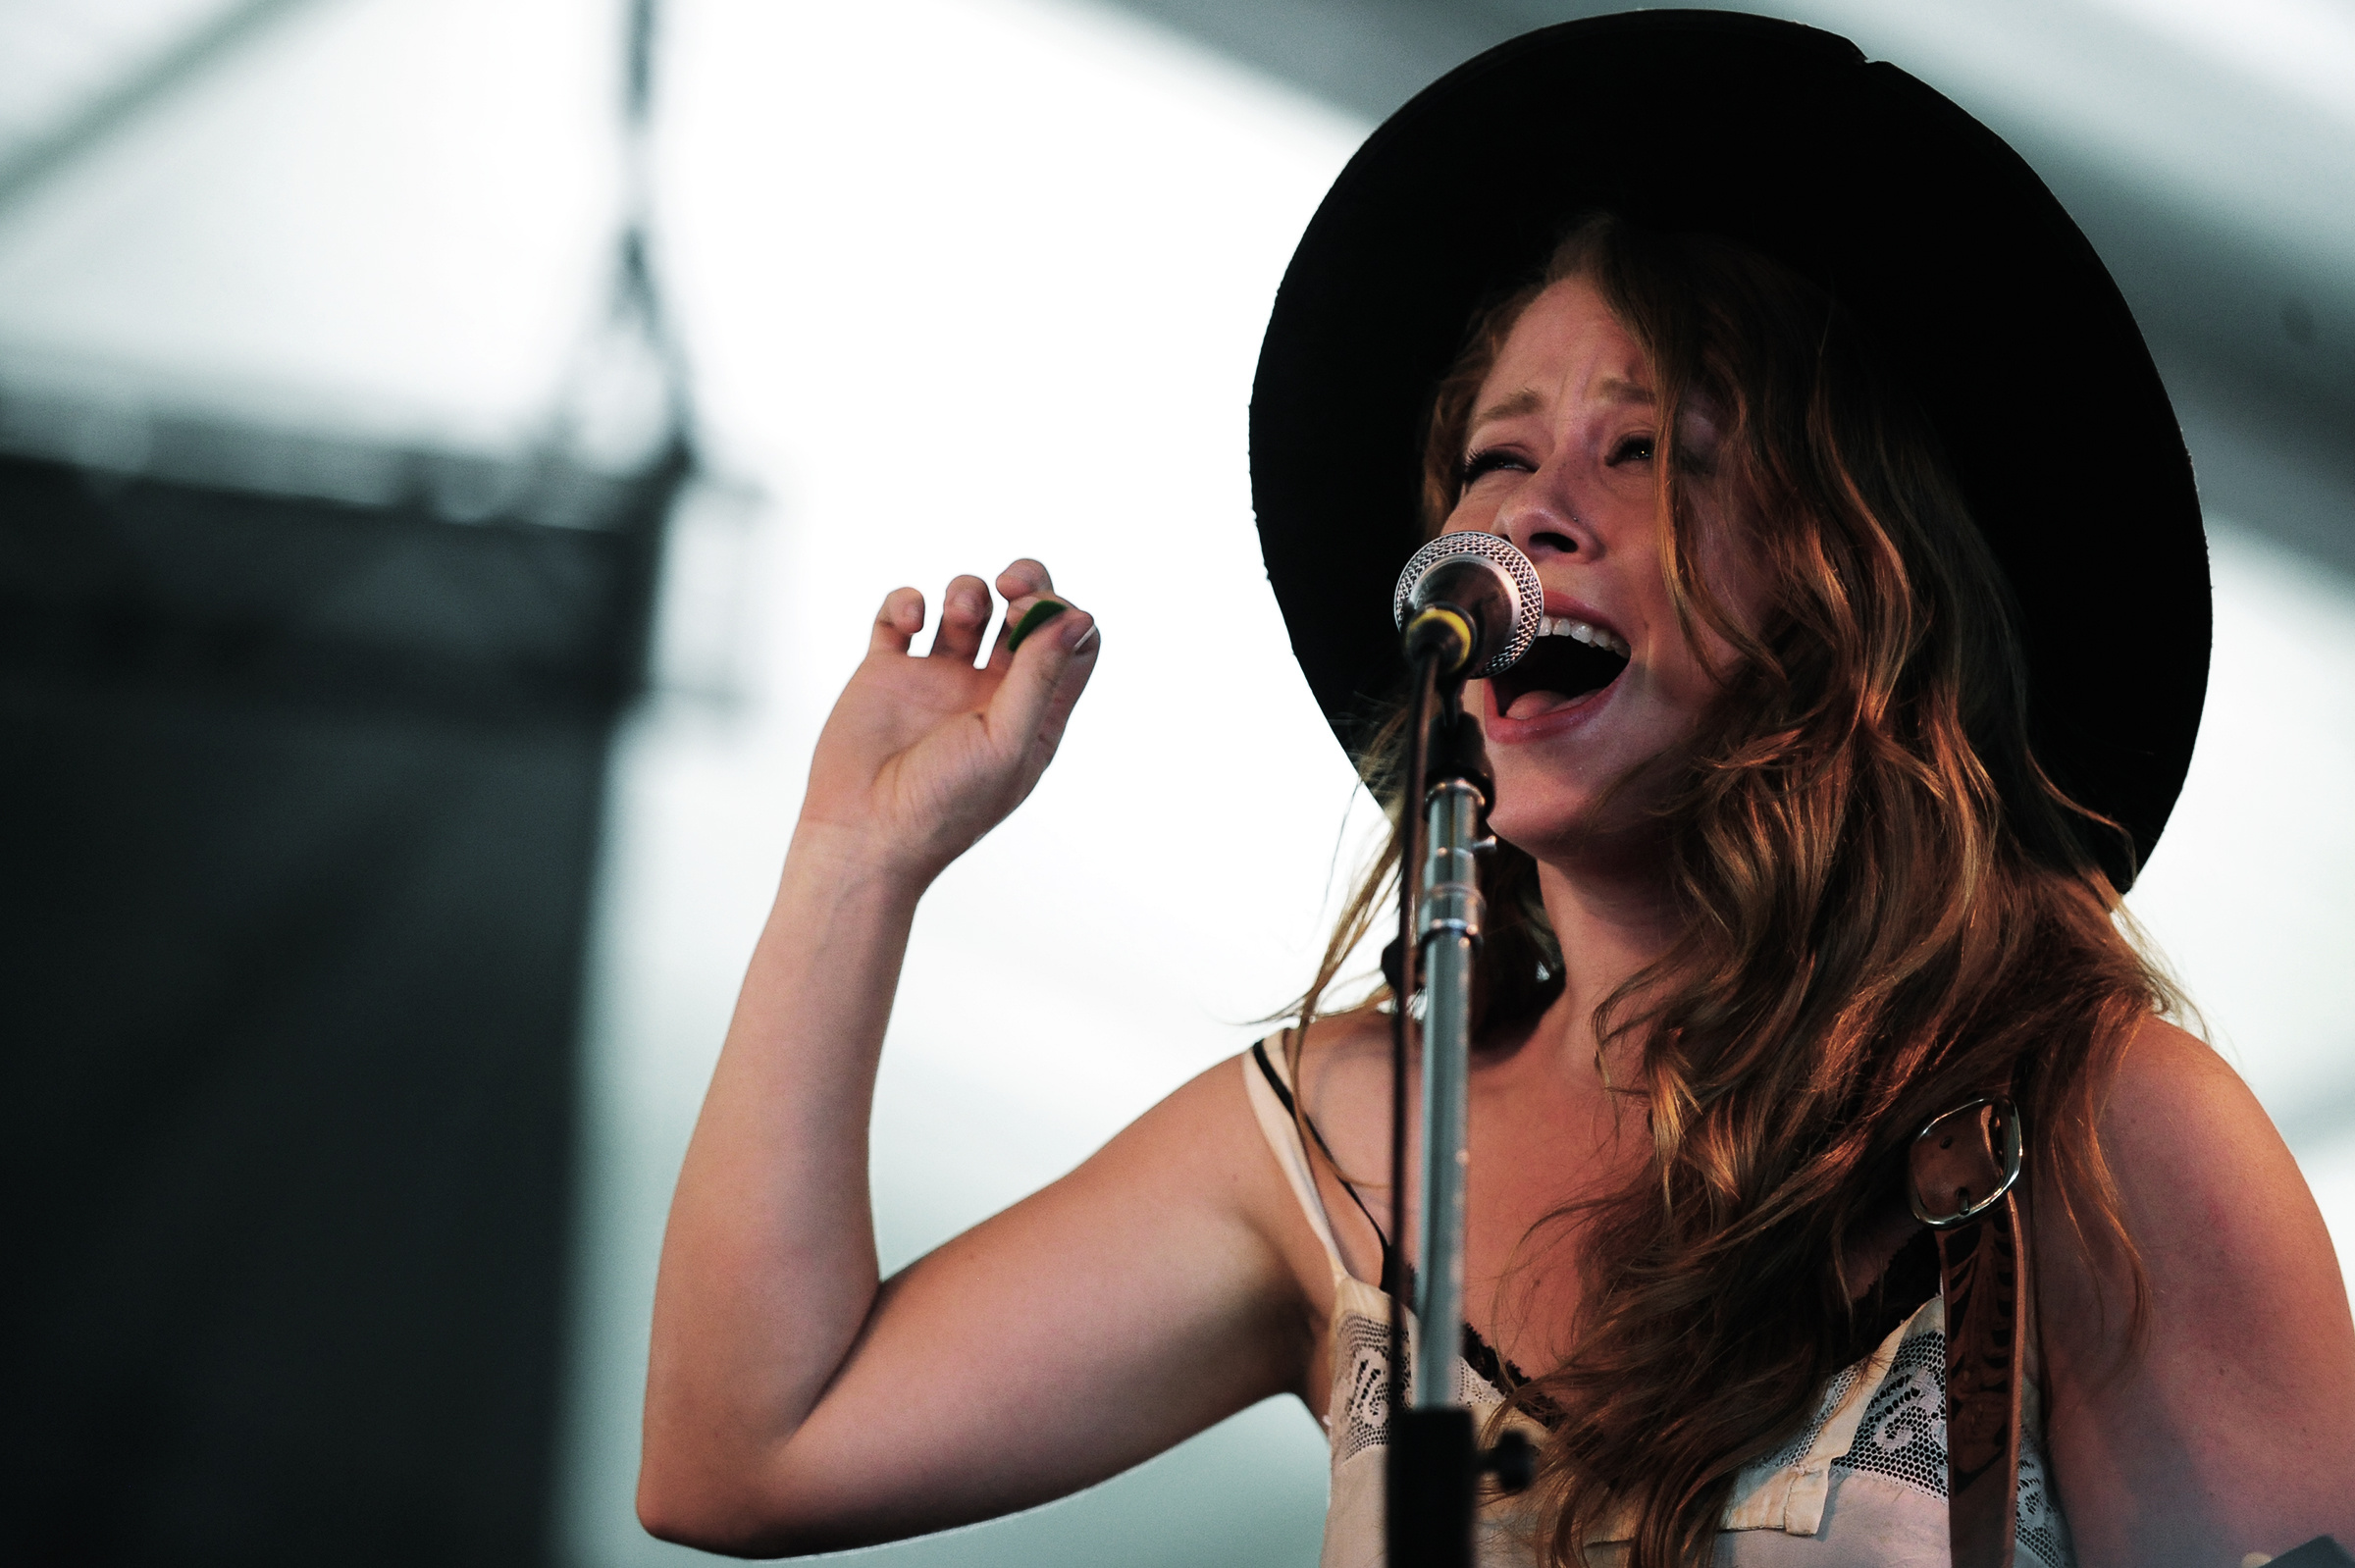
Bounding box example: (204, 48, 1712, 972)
(1459, 448, 1530, 486)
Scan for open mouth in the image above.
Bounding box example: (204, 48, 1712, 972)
(1491, 616, 1631, 719)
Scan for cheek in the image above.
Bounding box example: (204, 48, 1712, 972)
(1632, 635, 1727, 714)
(1686, 503, 1773, 644)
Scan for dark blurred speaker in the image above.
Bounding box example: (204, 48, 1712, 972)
(0, 425, 683, 1567)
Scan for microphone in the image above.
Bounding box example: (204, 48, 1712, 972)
(1391, 533, 1543, 679)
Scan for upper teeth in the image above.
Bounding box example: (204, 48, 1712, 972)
(1537, 615, 1630, 657)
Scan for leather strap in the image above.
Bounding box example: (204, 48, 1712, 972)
(1910, 1099, 2027, 1568)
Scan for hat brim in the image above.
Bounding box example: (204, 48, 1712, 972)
(1250, 10, 2209, 888)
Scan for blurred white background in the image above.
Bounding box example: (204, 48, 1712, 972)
(0, 0, 2349, 1563)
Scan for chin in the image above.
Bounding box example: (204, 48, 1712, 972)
(1488, 796, 1605, 860)
(1485, 759, 1679, 872)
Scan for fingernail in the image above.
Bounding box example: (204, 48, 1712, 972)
(1062, 614, 1098, 653)
(1008, 599, 1069, 651)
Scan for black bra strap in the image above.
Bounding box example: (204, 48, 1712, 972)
(1252, 1039, 1400, 1291)
(1253, 1042, 1559, 1417)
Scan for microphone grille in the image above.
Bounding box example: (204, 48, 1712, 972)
(1391, 533, 1544, 676)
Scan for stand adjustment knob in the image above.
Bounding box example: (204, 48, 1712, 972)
(1481, 1429, 1537, 1494)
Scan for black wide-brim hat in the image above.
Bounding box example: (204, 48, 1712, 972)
(1251, 10, 2209, 889)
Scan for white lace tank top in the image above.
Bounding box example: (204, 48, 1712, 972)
(1241, 1047, 2075, 1568)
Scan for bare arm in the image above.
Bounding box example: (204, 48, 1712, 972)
(637, 563, 1320, 1555)
(2042, 1019, 2355, 1567)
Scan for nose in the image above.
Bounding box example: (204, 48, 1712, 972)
(1491, 461, 1593, 564)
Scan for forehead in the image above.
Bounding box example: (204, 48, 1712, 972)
(1478, 276, 1654, 413)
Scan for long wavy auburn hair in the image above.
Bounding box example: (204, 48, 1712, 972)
(1283, 214, 2178, 1567)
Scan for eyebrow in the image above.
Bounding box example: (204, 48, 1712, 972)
(1467, 377, 1656, 434)
(1468, 388, 1544, 429)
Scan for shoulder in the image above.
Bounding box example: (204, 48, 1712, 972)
(2034, 1015, 2355, 1560)
(1091, 1039, 1347, 1316)
(1250, 1010, 1400, 1288)
(1123, 1018, 1387, 1177)
(2096, 1015, 2272, 1170)
(2039, 1016, 2331, 1355)
(1283, 1008, 1394, 1176)
(1098, 1043, 1290, 1195)
(2060, 1017, 2333, 1330)
(1285, 1006, 1392, 1076)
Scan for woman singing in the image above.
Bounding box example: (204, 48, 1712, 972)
(636, 15, 2355, 1566)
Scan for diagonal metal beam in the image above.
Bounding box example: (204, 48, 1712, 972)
(0, 0, 326, 217)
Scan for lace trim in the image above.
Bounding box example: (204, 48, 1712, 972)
(1737, 1319, 2073, 1565)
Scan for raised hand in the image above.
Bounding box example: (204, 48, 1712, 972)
(799, 558, 1100, 885)
(643, 555, 1315, 1557)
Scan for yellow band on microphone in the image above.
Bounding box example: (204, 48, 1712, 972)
(1402, 604, 1477, 676)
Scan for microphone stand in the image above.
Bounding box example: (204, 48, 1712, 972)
(1387, 633, 1529, 1567)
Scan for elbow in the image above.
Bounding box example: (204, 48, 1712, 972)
(636, 1486, 793, 1558)
(636, 1468, 755, 1557)
(635, 1450, 839, 1559)
(636, 1393, 783, 1555)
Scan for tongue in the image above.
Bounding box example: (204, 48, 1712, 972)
(1505, 689, 1579, 719)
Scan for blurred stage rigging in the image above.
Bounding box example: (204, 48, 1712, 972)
(0, 1, 695, 1561)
